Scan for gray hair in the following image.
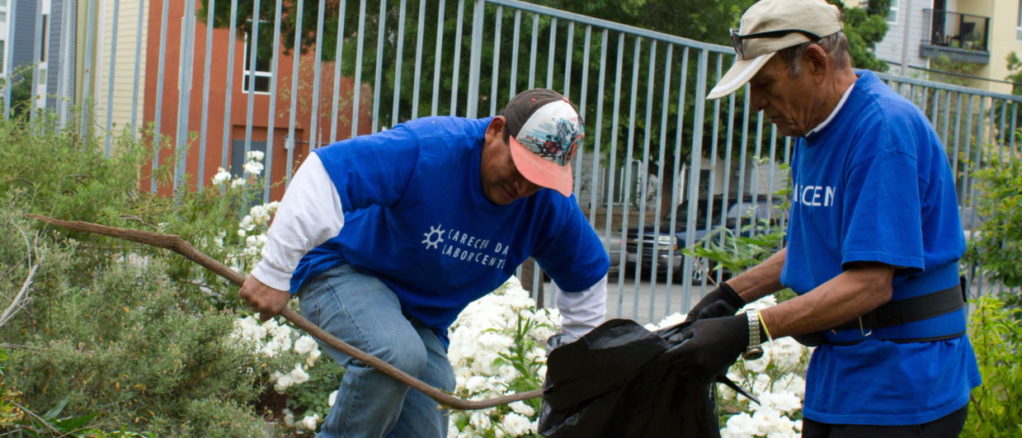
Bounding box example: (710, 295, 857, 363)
(776, 31, 851, 76)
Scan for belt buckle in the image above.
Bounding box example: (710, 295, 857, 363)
(858, 316, 873, 338)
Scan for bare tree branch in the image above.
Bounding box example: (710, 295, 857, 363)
(1, 222, 40, 328)
(27, 214, 541, 410)
(0, 264, 37, 328)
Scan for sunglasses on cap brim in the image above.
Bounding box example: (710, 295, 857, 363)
(729, 28, 823, 59)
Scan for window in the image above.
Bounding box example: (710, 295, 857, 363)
(39, 15, 48, 62)
(888, 0, 899, 24)
(0, 41, 5, 76)
(242, 27, 272, 93)
(1017, 0, 1022, 40)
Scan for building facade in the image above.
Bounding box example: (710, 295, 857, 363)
(864, 0, 1022, 94)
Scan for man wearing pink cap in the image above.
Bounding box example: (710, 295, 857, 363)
(669, 0, 980, 437)
(238, 88, 609, 437)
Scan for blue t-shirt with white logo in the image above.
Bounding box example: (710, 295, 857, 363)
(290, 116, 609, 338)
(781, 71, 980, 425)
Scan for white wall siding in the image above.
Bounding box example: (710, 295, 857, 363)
(93, 0, 147, 140)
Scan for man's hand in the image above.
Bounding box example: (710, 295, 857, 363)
(664, 314, 749, 381)
(685, 283, 745, 322)
(238, 276, 292, 320)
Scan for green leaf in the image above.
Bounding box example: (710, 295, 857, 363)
(40, 397, 69, 421)
(52, 413, 99, 433)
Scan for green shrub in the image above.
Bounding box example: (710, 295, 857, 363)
(0, 115, 292, 435)
(964, 155, 1022, 289)
(962, 297, 1022, 436)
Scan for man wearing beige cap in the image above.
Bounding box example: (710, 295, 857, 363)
(238, 88, 610, 437)
(669, 0, 980, 436)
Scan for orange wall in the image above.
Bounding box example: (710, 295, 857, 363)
(142, 0, 373, 199)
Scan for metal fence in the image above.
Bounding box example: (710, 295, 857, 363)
(3, 0, 1019, 324)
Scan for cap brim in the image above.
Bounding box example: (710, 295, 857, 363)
(509, 136, 574, 197)
(706, 52, 776, 100)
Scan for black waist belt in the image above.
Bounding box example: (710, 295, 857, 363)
(830, 283, 964, 332)
(794, 283, 965, 346)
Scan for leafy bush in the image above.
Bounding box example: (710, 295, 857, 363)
(962, 297, 1022, 437)
(0, 115, 287, 435)
(964, 155, 1022, 289)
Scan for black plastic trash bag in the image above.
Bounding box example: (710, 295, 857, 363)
(539, 318, 736, 438)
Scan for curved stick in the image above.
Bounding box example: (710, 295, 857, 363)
(27, 214, 543, 410)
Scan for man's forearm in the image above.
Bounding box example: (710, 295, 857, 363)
(761, 262, 894, 339)
(725, 248, 787, 303)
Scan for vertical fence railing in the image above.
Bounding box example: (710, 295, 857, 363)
(3, 0, 1020, 323)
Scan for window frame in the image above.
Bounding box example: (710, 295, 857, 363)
(887, 0, 900, 24)
(241, 22, 273, 95)
(1017, 0, 1022, 40)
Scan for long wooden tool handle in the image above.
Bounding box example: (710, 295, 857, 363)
(28, 214, 542, 410)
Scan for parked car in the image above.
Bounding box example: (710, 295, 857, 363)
(623, 196, 786, 283)
(599, 229, 625, 274)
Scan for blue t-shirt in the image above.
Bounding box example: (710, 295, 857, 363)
(291, 116, 609, 338)
(780, 71, 980, 425)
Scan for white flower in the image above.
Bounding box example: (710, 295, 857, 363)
(508, 401, 535, 417)
(646, 312, 686, 330)
(292, 334, 314, 355)
(305, 348, 321, 367)
(274, 373, 294, 392)
(721, 412, 758, 438)
(774, 374, 806, 398)
(743, 354, 769, 373)
(282, 408, 295, 426)
(757, 391, 802, 414)
(500, 412, 534, 436)
(469, 410, 492, 430)
(243, 160, 264, 176)
(767, 337, 808, 372)
(288, 364, 310, 386)
(753, 408, 797, 435)
(753, 373, 773, 395)
(231, 177, 246, 188)
(212, 167, 231, 185)
(328, 390, 338, 407)
(247, 150, 265, 161)
(298, 414, 320, 430)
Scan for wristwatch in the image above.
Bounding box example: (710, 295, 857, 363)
(743, 310, 764, 360)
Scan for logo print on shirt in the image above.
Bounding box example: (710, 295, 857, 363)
(792, 183, 837, 207)
(422, 224, 445, 250)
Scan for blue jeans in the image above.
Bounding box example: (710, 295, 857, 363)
(299, 264, 456, 438)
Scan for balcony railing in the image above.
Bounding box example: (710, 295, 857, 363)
(921, 9, 990, 64)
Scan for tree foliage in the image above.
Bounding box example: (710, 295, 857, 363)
(195, 0, 891, 204)
(965, 154, 1022, 289)
(1006, 52, 1022, 95)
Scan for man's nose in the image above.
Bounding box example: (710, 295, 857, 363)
(750, 88, 767, 111)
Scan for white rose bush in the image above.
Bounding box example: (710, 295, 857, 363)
(446, 276, 557, 438)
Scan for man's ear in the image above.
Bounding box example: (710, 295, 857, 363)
(805, 44, 830, 80)
(485, 116, 507, 144)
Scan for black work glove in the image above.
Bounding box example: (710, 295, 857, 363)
(663, 314, 749, 382)
(685, 283, 745, 322)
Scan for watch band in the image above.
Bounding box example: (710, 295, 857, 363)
(744, 310, 764, 360)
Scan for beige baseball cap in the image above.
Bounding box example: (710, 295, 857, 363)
(706, 0, 843, 100)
